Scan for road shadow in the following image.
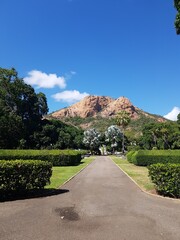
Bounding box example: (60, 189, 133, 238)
(0, 188, 69, 202)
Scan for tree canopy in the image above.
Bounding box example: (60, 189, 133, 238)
(0, 67, 84, 149)
(139, 122, 180, 150)
(174, 0, 180, 34)
(83, 128, 101, 154)
(105, 125, 122, 153)
(177, 113, 180, 124)
(0, 67, 48, 148)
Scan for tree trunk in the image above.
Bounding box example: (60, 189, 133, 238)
(122, 131, 125, 154)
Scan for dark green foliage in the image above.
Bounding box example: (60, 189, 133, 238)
(128, 113, 160, 135)
(31, 119, 84, 150)
(0, 149, 83, 166)
(148, 163, 180, 198)
(0, 67, 48, 149)
(174, 0, 180, 34)
(0, 67, 84, 150)
(0, 160, 52, 191)
(129, 150, 180, 166)
(177, 113, 180, 124)
(139, 122, 180, 150)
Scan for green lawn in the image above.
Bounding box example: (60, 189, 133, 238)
(111, 156, 155, 192)
(46, 156, 96, 189)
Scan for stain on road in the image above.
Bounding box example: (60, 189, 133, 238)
(55, 207, 80, 221)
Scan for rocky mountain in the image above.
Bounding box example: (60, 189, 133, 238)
(49, 95, 166, 136)
(51, 95, 163, 120)
(101, 96, 139, 119)
(51, 95, 114, 118)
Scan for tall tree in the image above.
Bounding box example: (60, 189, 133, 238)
(105, 125, 122, 153)
(83, 128, 101, 154)
(140, 122, 180, 150)
(0, 67, 48, 148)
(177, 113, 180, 124)
(116, 110, 131, 154)
(174, 0, 180, 34)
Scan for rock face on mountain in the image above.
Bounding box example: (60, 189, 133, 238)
(51, 95, 143, 119)
(101, 96, 139, 119)
(50, 95, 166, 132)
(52, 95, 114, 118)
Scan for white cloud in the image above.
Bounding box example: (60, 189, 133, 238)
(164, 107, 180, 121)
(24, 70, 66, 89)
(52, 90, 89, 104)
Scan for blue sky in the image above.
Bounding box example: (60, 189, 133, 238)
(0, 0, 179, 120)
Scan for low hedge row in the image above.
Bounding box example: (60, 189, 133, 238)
(127, 150, 180, 166)
(126, 151, 136, 163)
(0, 150, 84, 166)
(0, 160, 52, 191)
(148, 163, 180, 198)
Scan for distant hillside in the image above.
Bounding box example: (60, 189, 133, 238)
(49, 95, 166, 138)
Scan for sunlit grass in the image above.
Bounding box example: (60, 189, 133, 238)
(46, 156, 96, 189)
(111, 156, 155, 192)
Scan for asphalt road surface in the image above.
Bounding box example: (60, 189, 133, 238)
(0, 156, 180, 240)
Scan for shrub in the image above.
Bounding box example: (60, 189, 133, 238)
(130, 150, 180, 166)
(127, 145, 141, 152)
(148, 163, 180, 198)
(126, 151, 136, 163)
(0, 150, 83, 166)
(0, 160, 52, 191)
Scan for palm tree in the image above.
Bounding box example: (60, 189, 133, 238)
(116, 110, 131, 154)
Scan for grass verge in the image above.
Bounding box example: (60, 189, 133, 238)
(111, 156, 155, 193)
(46, 156, 96, 189)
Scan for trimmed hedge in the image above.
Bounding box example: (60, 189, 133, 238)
(0, 160, 52, 191)
(126, 151, 136, 163)
(127, 150, 180, 166)
(0, 150, 84, 166)
(148, 163, 180, 198)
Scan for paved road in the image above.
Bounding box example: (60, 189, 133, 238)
(0, 156, 180, 240)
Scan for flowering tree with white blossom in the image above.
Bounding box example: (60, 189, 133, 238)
(105, 125, 122, 153)
(83, 128, 101, 154)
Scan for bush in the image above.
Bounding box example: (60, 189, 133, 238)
(130, 150, 180, 166)
(0, 150, 83, 166)
(0, 160, 52, 191)
(127, 145, 141, 152)
(148, 163, 180, 198)
(126, 151, 136, 163)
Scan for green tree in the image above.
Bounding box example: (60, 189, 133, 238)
(177, 113, 180, 124)
(116, 111, 131, 154)
(140, 122, 180, 150)
(32, 119, 84, 150)
(139, 123, 155, 150)
(0, 67, 48, 148)
(175, 0, 180, 34)
(0, 67, 85, 150)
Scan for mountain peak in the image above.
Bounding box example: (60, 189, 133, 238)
(101, 96, 138, 118)
(51, 95, 141, 119)
(49, 95, 166, 133)
(51, 95, 114, 118)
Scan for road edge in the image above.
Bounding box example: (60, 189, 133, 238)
(58, 156, 96, 189)
(110, 157, 180, 203)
